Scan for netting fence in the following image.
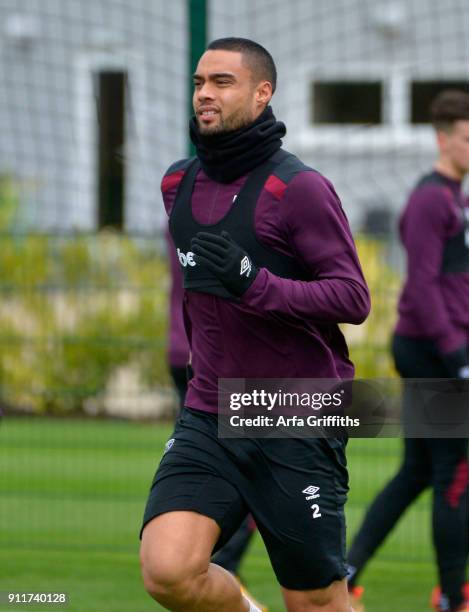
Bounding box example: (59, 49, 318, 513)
(1, 0, 469, 606)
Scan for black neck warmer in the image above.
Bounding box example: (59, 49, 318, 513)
(189, 106, 286, 183)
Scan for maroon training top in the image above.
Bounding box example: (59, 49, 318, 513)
(162, 164, 370, 413)
(395, 170, 469, 354)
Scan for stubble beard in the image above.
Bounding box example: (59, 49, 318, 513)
(197, 106, 255, 136)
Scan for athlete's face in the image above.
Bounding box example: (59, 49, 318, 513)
(193, 50, 272, 135)
(437, 120, 469, 179)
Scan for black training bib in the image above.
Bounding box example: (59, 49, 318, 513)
(169, 150, 311, 298)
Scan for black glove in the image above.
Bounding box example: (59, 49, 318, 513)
(441, 345, 469, 379)
(191, 231, 259, 296)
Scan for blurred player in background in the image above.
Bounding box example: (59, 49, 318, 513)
(347, 90, 469, 612)
(141, 37, 369, 611)
(166, 231, 264, 608)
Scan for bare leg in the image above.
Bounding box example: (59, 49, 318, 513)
(282, 578, 350, 612)
(140, 511, 249, 611)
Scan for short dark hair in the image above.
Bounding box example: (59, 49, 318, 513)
(430, 89, 469, 131)
(207, 37, 277, 93)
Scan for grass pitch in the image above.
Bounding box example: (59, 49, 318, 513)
(0, 417, 435, 611)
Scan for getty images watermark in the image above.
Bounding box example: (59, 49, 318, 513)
(228, 387, 358, 429)
(217, 378, 469, 438)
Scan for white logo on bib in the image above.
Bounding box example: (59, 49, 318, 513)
(177, 248, 196, 267)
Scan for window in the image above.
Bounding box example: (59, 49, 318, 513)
(97, 70, 126, 230)
(311, 81, 382, 125)
(411, 80, 469, 123)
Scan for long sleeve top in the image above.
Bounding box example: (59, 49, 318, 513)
(162, 163, 370, 413)
(395, 171, 469, 355)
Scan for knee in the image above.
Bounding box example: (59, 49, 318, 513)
(140, 544, 202, 605)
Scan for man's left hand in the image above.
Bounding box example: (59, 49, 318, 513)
(191, 231, 259, 296)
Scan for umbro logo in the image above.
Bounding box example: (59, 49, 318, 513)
(240, 255, 252, 277)
(163, 438, 175, 454)
(302, 485, 320, 500)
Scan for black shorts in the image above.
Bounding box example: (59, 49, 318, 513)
(141, 407, 349, 590)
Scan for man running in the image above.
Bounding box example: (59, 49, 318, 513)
(141, 37, 370, 611)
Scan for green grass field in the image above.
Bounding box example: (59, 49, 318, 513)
(0, 417, 437, 611)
